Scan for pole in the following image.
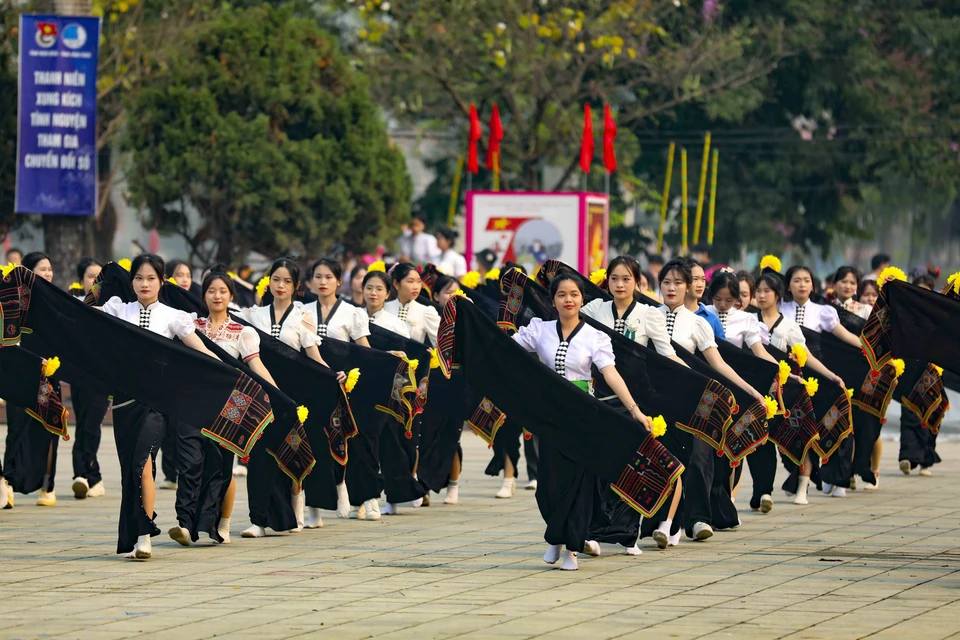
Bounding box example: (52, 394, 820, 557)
(447, 156, 464, 226)
(707, 149, 719, 245)
(656, 142, 675, 254)
(492, 152, 500, 192)
(693, 132, 711, 244)
(680, 148, 688, 254)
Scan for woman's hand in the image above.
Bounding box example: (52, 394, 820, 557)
(630, 406, 652, 432)
(388, 350, 406, 358)
(336, 371, 347, 383)
(750, 388, 764, 404)
(790, 374, 805, 384)
(833, 374, 845, 389)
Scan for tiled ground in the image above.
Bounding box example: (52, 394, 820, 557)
(2, 426, 959, 640)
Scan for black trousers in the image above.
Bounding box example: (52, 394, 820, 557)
(524, 433, 540, 481)
(899, 408, 940, 469)
(173, 417, 204, 532)
(3, 404, 57, 494)
(174, 415, 234, 542)
(682, 437, 715, 534)
(536, 438, 596, 553)
(159, 416, 179, 483)
(747, 441, 777, 509)
(71, 387, 109, 486)
(852, 409, 882, 484)
(820, 435, 853, 489)
(113, 401, 164, 554)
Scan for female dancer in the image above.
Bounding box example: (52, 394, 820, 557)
(780, 266, 861, 348)
(899, 273, 940, 477)
(512, 273, 652, 570)
(347, 264, 368, 307)
(169, 268, 281, 546)
(385, 264, 441, 346)
(858, 280, 880, 308)
(363, 271, 410, 337)
(737, 270, 756, 310)
(71, 258, 110, 500)
(240, 258, 345, 534)
(832, 267, 872, 320)
(659, 259, 763, 541)
(754, 272, 845, 505)
(436, 228, 468, 277)
(707, 271, 777, 362)
(100, 253, 219, 559)
(3, 252, 60, 507)
(304, 259, 371, 347)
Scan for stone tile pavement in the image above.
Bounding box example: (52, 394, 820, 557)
(2, 426, 960, 640)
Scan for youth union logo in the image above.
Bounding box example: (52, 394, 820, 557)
(61, 23, 87, 49)
(35, 22, 58, 48)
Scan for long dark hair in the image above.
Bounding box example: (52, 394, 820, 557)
(658, 259, 692, 286)
(756, 272, 784, 302)
(165, 259, 189, 280)
(391, 263, 419, 284)
(736, 270, 755, 301)
(267, 257, 301, 288)
(130, 253, 165, 282)
(549, 272, 584, 298)
(76, 257, 102, 282)
(22, 251, 50, 272)
(432, 274, 461, 302)
(606, 255, 641, 286)
(783, 265, 814, 302)
(201, 265, 237, 300)
(708, 271, 741, 301)
(362, 270, 392, 290)
(309, 258, 342, 282)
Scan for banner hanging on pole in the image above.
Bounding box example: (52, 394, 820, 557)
(16, 15, 101, 216)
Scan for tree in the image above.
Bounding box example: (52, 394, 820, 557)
(0, 1, 17, 239)
(343, 0, 791, 195)
(124, 4, 411, 266)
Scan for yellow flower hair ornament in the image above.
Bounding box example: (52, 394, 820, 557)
(452, 289, 467, 298)
(890, 358, 905, 378)
(589, 268, 607, 286)
(69, 281, 83, 291)
(461, 271, 481, 289)
(367, 260, 386, 273)
(778, 360, 791, 385)
(117, 258, 132, 271)
(803, 377, 819, 398)
(791, 343, 808, 368)
(256, 275, 270, 299)
(760, 255, 781, 273)
(0, 262, 16, 277)
(297, 405, 309, 424)
(345, 368, 361, 393)
(651, 415, 667, 438)
(485, 268, 501, 281)
(44, 356, 61, 378)
(763, 396, 779, 420)
(877, 266, 906, 289)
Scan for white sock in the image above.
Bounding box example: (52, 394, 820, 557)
(0, 479, 6, 505)
(448, 479, 459, 488)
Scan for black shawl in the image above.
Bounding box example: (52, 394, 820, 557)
(0, 346, 69, 438)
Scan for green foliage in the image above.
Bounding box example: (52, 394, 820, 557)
(0, 2, 17, 237)
(124, 4, 411, 265)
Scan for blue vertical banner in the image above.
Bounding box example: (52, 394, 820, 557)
(15, 14, 101, 216)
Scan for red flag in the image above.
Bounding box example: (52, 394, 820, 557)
(486, 103, 504, 171)
(580, 104, 594, 174)
(467, 104, 482, 174)
(603, 104, 617, 173)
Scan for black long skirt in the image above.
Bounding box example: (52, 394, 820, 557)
(639, 423, 688, 539)
(899, 408, 941, 469)
(820, 434, 853, 489)
(71, 387, 109, 486)
(245, 421, 298, 533)
(746, 441, 778, 509)
(112, 401, 164, 554)
(3, 404, 58, 494)
(173, 417, 234, 542)
(710, 454, 740, 530)
(380, 416, 425, 504)
(485, 420, 521, 477)
(852, 409, 882, 484)
(536, 438, 598, 553)
(343, 405, 386, 506)
(417, 405, 463, 494)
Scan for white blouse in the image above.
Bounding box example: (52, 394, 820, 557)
(195, 317, 260, 362)
(512, 318, 615, 382)
(384, 298, 441, 346)
(582, 299, 675, 357)
(779, 299, 839, 334)
(437, 249, 468, 278)
(839, 298, 872, 320)
(304, 299, 370, 343)
(758, 314, 807, 353)
(705, 305, 762, 349)
(102, 297, 196, 340)
(365, 308, 411, 338)
(660, 305, 717, 355)
(240, 304, 319, 352)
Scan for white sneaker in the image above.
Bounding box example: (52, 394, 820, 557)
(760, 494, 774, 513)
(291, 492, 305, 532)
(525, 479, 538, 490)
(543, 544, 562, 564)
(241, 525, 266, 538)
(168, 526, 191, 546)
(822, 483, 834, 495)
(304, 507, 323, 529)
(653, 519, 671, 549)
(3, 479, 12, 509)
(623, 544, 642, 556)
(159, 480, 178, 490)
(692, 522, 714, 541)
(560, 551, 579, 571)
(381, 502, 396, 516)
(233, 463, 247, 477)
(668, 530, 681, 547)
(217, 517, 231, 544)
(900, 460, 912, 475)
(444, 486, 459, 505)
(336, 483, 350, 518)
(583, 540, 601, 557)
(0, 480, 7, 510)
(36, 490, 56, 507)
(362, 499, 381, 520)
(124, 534, 152, 560)
(87, 481, 105, 498)
(920, 466, 933, 477)
(794, 477, 810, 505)
(495, 477, 516, 499)
(411, 497, 424, 508)
(830, 487, 847, 498)
(72, 477, 89, 499)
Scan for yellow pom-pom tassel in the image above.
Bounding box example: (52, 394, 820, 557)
(227, 271, 239, 280)
(847, 388, 854, 398)
(933, 364, 944, 376)
(429, 348, 440, 369)
(367, 260, 386, 273)
(791, 343, 808, 368)
(891, 358, 905, 378)
(167, 277, 177, 285)
(256, 276, 270, 299)
(760, 255, 781, 273)
(452, 289, 467, 298)
(69, 281, 83, 291)
(407, 359, 419, 371)
(44, 356, 61, 378)
(296, 405, 309, 424)
(461, 271, 481, 289)
(0, 262, 16, 277)
(877, 266, 907, 289)
(485, 268, 500, 281)
(589, 268, 607, 286)
(651, 415, 667, 438)
(948, 271, 960, 295)
(803, 377, 819, 398)
(345, 368, 360, 393)
(778, 360, 791, 385)
(117, 258, 132, 272)
(763, 396, 778, 420)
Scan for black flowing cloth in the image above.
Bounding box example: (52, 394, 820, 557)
(530, 262, 769, 464)
(0, 343, 69, 438)
(438, 295, 684, 519)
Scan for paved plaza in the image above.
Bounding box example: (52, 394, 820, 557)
(2, 424, 960, 640)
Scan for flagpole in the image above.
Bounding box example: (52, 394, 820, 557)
(493, 152, 500, 192)
(448, 155, 464, 226)
(681, 148, 689, 254)
(693, 132, 711, 244)
(707, 149, 719, 245)
(656, 142, 675, 254)
(604, 172, 610, 198)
